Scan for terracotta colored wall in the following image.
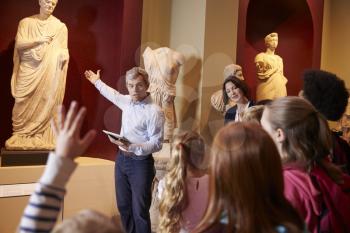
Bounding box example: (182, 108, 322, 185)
(236, 0, 323, 99)
(0, 0, 143, 160)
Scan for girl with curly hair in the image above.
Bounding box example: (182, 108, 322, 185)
(158, 131, 208, 233)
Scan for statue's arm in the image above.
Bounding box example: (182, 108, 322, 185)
(15, 19, 53, 51)
(16, 36, 52, 51)
(58, 26, 69, 69)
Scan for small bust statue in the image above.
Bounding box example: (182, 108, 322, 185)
(210, 64, 245, 115)
(255, 32, 287, 101)
(143, 47, 185, 142)
(5, 0, 69, 150)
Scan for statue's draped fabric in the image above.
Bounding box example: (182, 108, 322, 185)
(255, 52, 287, 101)
(6, 15, 69, 150)
(143, 47, 183, 141)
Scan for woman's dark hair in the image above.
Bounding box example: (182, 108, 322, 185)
(222, 76, 250, 104)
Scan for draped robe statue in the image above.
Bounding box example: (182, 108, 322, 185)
(143, 47, 184, 142)
(6, 4, 69, 150)
(255, 32, 287, 101)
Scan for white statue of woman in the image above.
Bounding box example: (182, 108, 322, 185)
(143, 47, 184, 142)
(6, 0, 69, 150)
(255, 32, 287, 101)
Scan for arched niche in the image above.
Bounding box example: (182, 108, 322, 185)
(0, 0, 142, 160)
(236, 0, 323, 98)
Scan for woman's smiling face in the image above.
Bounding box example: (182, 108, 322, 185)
(225, 81, 244, 102)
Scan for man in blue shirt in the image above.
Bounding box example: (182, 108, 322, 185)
(85, 67, 164, 233)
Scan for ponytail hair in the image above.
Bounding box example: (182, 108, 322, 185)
(158, 131, 206, 233)
(265, 96, 343, 183)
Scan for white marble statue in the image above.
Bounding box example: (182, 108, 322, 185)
(6, 0, 69, 150)
(143, 47, 184, 142)
(210, 64, 245, 115)
(255, 32, 287, 101)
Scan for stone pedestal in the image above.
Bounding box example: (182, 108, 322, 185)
(153, 143, 171, 173)
(0, 149, 50, 167)
(0, 157, 116, 233)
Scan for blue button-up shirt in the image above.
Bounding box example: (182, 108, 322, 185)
(95, 80, 164, 156)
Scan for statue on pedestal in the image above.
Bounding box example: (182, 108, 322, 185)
(210, 64, 245, 115)
(5, 0, 69, 150)
(255, 32, 287, 101)
(143, 47, 184, 142)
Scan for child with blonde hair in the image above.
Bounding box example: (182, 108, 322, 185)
(158, 131, 208, 233)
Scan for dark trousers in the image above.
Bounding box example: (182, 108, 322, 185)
(115, 151, 155, 233)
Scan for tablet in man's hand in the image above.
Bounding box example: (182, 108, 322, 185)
(102, 130, 130, 143)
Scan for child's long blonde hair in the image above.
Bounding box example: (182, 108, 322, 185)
(158, 131, 207, 233)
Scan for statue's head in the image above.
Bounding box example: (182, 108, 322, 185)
(39, 0, 58, 16)
(223, 64, 244, 80)
(264, 32, 278, 50)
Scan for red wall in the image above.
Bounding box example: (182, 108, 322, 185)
(236, 0, 323, 99)
(0, 0, 143, 160)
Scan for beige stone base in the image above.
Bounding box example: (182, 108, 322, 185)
(0, 157, 117, 233)
(0, 145, 171, 233)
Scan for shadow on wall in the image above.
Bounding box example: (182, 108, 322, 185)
(177, 56, 202, 133)
(0, 41, 15, 148)
(65, 5, 100, 107)
(64, 5, 104, 158)
(201, 84, 226, 145)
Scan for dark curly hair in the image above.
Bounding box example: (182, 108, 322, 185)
(222, 75, 250, 105)
(302, 69, 349, 121)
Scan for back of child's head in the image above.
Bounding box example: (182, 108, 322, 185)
(264, 96, 343, 184)
(171, 130, 206, 172)
(242, 105, 264, 123)
(302, 69, 349, 121)
(264, 96, 332, 167)
(194, 122, 303, 233)
(52, 209, 123, 233)
(159, 130, 206, 233)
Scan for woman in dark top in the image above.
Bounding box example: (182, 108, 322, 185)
(223, 76, 253, 124)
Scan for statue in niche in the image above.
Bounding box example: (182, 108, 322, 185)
(143, 47, 185, 142)
(255, 32, 287, 101)
(210, 64, 245, 115)
(5, 0, 69, 150)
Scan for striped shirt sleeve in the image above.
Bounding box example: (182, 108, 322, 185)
(18, 153, 77, 233)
